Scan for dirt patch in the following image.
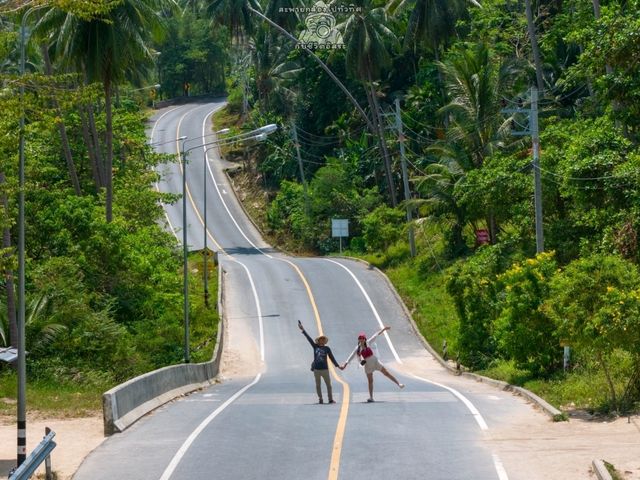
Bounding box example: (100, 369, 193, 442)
(0, 412, 104, 480)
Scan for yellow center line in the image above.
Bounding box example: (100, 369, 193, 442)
(278, 258, 350, 480)
(174, 109, 349, 479)
(176, 112, 225, 254)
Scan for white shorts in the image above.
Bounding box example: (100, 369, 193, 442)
(363, 356, 382, 374)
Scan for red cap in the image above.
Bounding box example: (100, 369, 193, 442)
(358, 332, 367, 340)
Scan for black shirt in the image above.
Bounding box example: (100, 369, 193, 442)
(302, 330, 339, 370)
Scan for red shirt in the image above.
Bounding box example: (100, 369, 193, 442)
(359, 346, 374, 359)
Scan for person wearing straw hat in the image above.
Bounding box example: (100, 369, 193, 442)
(298, 320, 343, 404)
(342, 326, 404, 402)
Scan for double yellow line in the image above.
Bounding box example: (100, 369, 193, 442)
(280, 259, 351, 480)
(174, 109, 350, 480)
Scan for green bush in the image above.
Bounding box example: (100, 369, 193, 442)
(446, 246, 503, 368)
(362, 205, 405, 252)
(543, 253, 640, 410)
(494, 252, 559, 374)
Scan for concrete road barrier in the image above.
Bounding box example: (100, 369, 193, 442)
(102, 267, 226, 436)
(592, 459, 613, 480)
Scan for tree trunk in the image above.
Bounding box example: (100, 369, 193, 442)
(599, 351, 618, 412)
(87, 104, 106, 186)
(41, 44, 82, 196)
(105, 77, 114, 223)
(79, 108, 103, 191)
(525, 0, 545, 92)
(0, 172, 17, 348)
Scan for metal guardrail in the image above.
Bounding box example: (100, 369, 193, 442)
(9, 428, 56, 480)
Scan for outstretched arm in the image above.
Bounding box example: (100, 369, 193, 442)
(298, 321, 317, 348)
(368, 326, 390, 343)
(341, 346, 358, 369)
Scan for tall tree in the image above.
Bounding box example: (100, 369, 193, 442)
(437, 42, 520, 242)
(36, 0, 170, 222)
(339, 0, 399, 206)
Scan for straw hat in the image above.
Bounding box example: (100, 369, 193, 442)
(315, 335, 328, 344)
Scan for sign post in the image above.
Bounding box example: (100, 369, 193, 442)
(331, 219, 349, 254)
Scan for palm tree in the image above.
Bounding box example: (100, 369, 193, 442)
(436, 42, 520, 242)
(413, 157, 469, 255)
(206, 0, 261, 41)
(250, 23, 300, 116)
(388, 0, 472, 54)
(339, 0, 400, 206)
(36, 0, 170, 222)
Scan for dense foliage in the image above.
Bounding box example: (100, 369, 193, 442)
(206, 0, 640, 411)
(3, 0, 640, 413)
(0, 1, 218, 393)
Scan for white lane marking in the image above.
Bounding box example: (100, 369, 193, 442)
(488, 395, 501, 400)
(324, 259, 402, 364)
(493, 453, 509, 480)
(229, 258, 266, 361)
(203, 129, 272, 259)
(150, 105, 183, 241)
(410, 374, 489, 431)
(158, 373, 262, 480)
(158, 254, 265, 480)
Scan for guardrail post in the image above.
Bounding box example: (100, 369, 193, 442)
(44, 427, 53, 480)
(8, 428, 56, 480)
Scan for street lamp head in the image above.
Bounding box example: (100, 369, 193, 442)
(178, 135, 188, 141)
(258, 124, 278, 135)
(154, 84, 161, 89)
(215, 128, 231, 135)
(253, 132, 268, 142)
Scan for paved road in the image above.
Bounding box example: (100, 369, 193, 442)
(74, 100, 529, 480)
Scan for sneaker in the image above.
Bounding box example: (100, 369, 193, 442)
(399, 383, 405, 389)
(318, 399, 324, 404)
(328, 400, 336, 404)
(366, 398, 375, 403)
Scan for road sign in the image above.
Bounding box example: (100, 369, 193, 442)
(331, 219, 349, 238)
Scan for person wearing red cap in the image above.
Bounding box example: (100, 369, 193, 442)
(342, 326, 404, 402)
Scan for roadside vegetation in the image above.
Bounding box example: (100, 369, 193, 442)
(2, 0, 640, 419)
(0, 1, 219, 417)
(209, 0, 640, 415)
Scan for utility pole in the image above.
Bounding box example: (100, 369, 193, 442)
(394, 98, 416, 257)
(531, 87, 544, 253)
(291, 123, 310, 216)
(502, 86, 544, 253)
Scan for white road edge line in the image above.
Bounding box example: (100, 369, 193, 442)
(203, 119, 272, 259)
(150, 105, 182, 241)
(324, 259, 402, 364)
(153, 103, 266, 480)
(157, 373, 262, 480)
(157, 254, 265, 480)
(492, 453, 509, 480)
(324, 260, 509, 478)
(410, 373, 489, 431)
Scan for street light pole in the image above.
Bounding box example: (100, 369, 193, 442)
(179, 136, 190, 363)
(16, 5, 41, 468)
(178, 126, 274, 361)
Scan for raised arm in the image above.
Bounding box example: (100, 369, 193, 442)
(300, 328, 316, 348)
(368, 326, 390, 343)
